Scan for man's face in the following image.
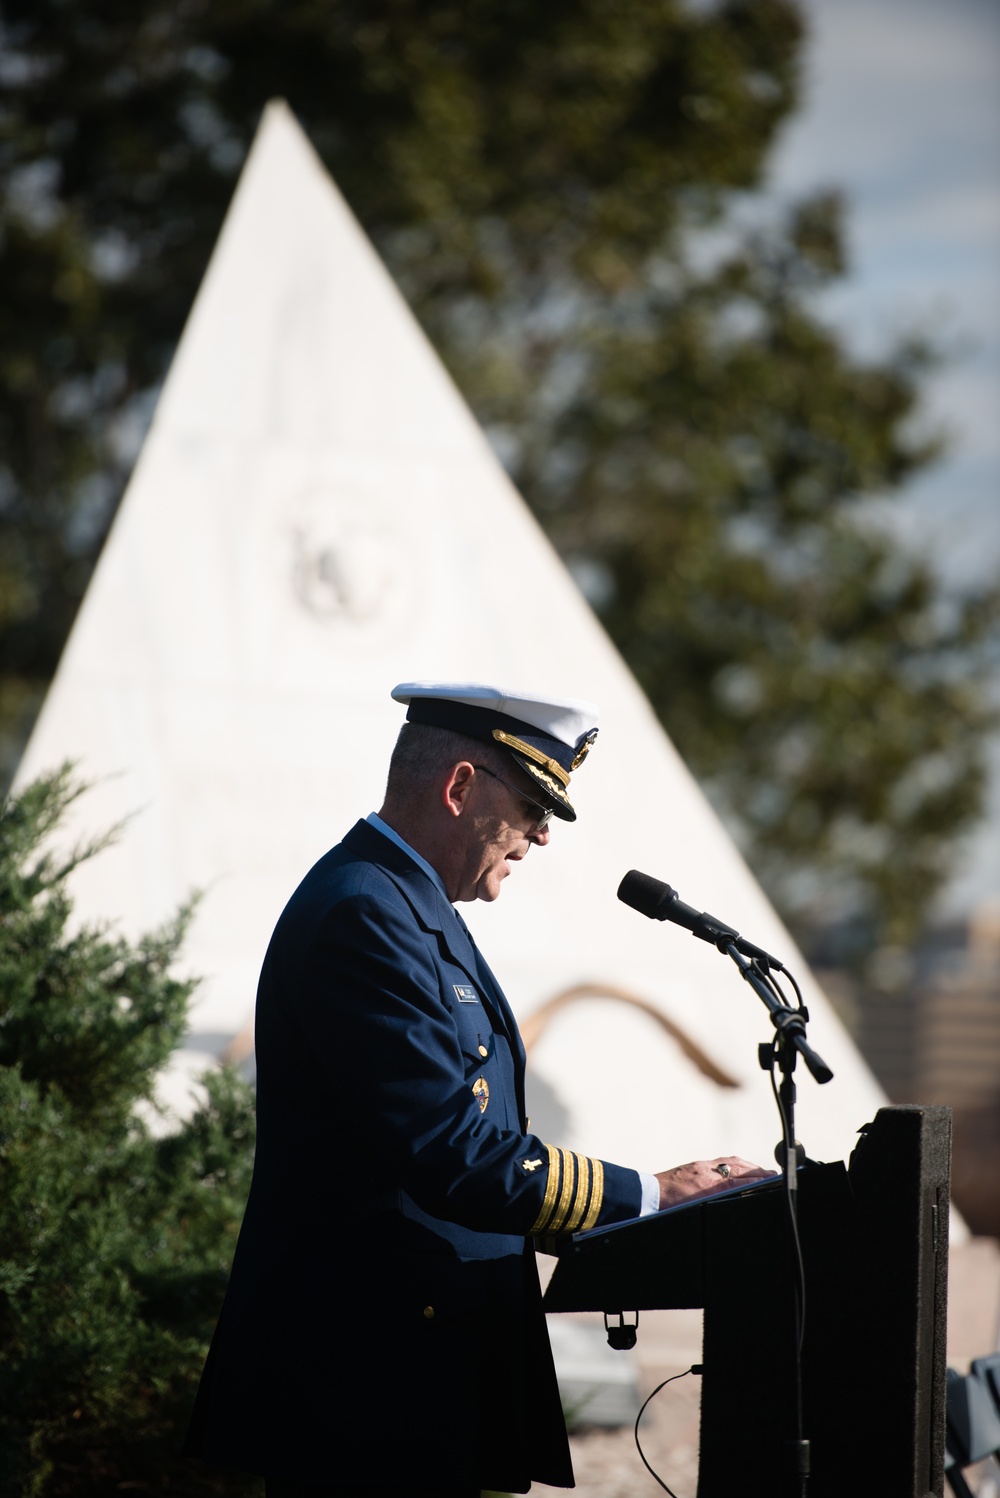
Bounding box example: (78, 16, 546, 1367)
(454, 767, 551, 903)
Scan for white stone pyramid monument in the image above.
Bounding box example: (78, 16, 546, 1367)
(16, 100, 885, 1171)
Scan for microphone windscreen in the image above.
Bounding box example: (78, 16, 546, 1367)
(617, 869, 674, 919)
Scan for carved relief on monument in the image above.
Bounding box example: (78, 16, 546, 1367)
(281, 482, 424, 643)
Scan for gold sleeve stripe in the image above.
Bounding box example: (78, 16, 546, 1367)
(564, 1153, 592, 1233)
(529, 1148, 607, 1236)
(547, 1148, 577, 1235)
(580, 1157, 604, 1232)
(528, 1143, 562, 1236)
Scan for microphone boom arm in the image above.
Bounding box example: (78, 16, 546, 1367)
(724, 943, 833, 1086)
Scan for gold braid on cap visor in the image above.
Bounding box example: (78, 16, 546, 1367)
(491, 730, 571, 787)
(526, 764, 572, 804)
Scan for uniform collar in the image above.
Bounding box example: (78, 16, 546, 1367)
(342, 818, 521, 1059)
(342, 819, 462, 945)
(365, 812, 450, 904)
(339, 820, 520, 1030)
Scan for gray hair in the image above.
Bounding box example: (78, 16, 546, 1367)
(384, 723, 510, 803)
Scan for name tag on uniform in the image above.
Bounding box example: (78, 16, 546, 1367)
(453, 985, 479, 1003)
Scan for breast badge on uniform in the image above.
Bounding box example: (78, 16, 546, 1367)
(472, 1076, 489, 1113)
(453, 985, 479, 1003)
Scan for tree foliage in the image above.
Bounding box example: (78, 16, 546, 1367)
(0, 0, 996, 955)
(0, 769, 257, 1496)
(510, 195, 996, 949)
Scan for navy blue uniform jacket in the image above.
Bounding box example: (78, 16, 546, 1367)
(186, 820, 641, 1491)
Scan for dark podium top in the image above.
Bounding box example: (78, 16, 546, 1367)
(543, 1105, 951, 1498)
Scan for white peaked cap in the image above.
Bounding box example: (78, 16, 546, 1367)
(391, 682, 599, 750)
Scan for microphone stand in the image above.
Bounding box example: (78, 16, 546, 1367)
(615, 875, 835, 1494)
(718, 938, 833, 1498)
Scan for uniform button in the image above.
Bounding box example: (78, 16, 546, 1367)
(478, 1045, 488, 1057)
(423, 1305, 435, 1319)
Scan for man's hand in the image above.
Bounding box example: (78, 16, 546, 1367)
(654, 1157, 776, 1210)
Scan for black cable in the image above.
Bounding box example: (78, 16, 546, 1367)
(766, 967, 791, 1008)
(758, 959, 804, 1015)
(767, 1038, 808, 1358)
(633, 1365, 702, 1495)
(749, 963, 808, 1363)
(785, 966, 805, 1009)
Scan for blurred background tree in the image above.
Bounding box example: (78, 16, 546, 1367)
(0, 769, 258, 1495)
(1, 0, 996, 966)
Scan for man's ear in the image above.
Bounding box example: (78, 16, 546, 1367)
(442, 761, 476, 818)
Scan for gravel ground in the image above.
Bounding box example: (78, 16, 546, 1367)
(530, 1308, 705, 1497)
(534, 1364, 702, 1498)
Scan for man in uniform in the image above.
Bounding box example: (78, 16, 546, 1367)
(186, 683, 768, 1496)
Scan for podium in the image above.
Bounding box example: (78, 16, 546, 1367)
(543, 1106, 951, 1496)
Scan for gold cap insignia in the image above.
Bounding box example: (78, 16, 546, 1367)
(571, 728, 599, 770)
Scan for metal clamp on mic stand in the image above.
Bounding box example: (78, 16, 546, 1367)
(617, 870, 834, 1498)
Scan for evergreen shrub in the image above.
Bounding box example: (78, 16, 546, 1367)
(0, 769, 259, 1495)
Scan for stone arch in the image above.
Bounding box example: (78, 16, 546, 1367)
(520, 982, 740, 1088)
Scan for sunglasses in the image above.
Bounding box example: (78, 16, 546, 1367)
(473, 764, 554, 832)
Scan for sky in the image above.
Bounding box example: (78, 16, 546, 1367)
(765, 0, 1000, 916)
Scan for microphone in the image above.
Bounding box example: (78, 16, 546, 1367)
(617, 870, 785, 970)
(619, 872, 832, 1084)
